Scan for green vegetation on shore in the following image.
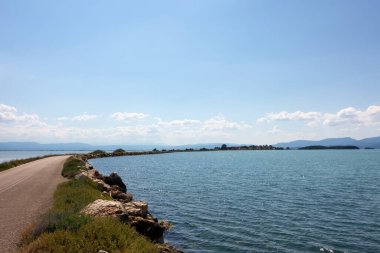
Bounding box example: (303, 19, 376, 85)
(83, 144, 286, 160)
(61, 156, 84, 178)
(19, 156, 159, 253)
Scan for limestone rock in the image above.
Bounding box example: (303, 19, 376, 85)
(81, 199, 125, 218)
(124, 201, 148, 217)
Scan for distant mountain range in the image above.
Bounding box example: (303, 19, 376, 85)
(0, 136, 379, 151)
(275, 136, 380, 149)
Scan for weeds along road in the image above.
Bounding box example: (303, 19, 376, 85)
(0, 156, 69, 252)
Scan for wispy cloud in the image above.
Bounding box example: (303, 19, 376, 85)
(57, 113, 98, 122)
(258, 105, 380, 127)
(72, 113, 97, 121)
(258, 111, 321, 123)
(268, 125, 282, 134)
(156, 118, 201, 127)
(202, 116, 251, 131)
(2, 103, 379, 145)
(111, 112, 148, 121)
(0, 104, 252, 144)
(156, 116, 250, 131)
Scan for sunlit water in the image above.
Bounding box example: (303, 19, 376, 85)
(90, 150, 380, 253)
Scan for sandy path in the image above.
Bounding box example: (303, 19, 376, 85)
(0, 156, 69, 252)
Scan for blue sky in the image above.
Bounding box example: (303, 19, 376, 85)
(0, 0, 379, 145)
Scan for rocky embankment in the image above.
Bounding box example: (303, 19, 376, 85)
(77, 162, 183, 253)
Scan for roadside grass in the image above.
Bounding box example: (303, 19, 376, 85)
(61, 156, 84, 178)
(19, 156, 159, 253)
(0, 156, 53, 172)
(19, 218, 159, 253)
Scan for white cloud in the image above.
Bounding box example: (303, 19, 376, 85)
(3, 103, 378, 145)
(155, 116, 250, 131)
(151, 116, 251, 144)
(268, 125, 282, 134)
(202, 116, 251, 131)
(258, 111, 321, 123)
(323, 105, 380, 126)
(258, 105, 380, 127)
(156, 118, 201, 127)
(57, 113, 97, 121)
(0, 103, 40, 123)
(111, 112, 148, 121)
(72, 113, 97, 121)
(0, 104, 250, 144)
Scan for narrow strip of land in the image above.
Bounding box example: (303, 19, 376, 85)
(0, 156, 69, 252)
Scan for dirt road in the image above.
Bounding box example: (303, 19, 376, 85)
(0, 156, 69, 252)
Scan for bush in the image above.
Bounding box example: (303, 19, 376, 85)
(54, 177, 111, 213)
(112, 148, 127, 156)
(19, 218, 159, 253)
(89, 150, 107, 156)
(61, 157, 84, 178)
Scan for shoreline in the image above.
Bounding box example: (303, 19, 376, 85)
(80, 156, 183, 253)
(83, 145, 286, 160)
(16, 155, 182, 253)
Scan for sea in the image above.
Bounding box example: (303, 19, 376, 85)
(89, 150, 380, 253)
(0, 150, 90, 163)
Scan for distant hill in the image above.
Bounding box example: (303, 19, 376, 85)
(275, 136, 380, 149)
(298, 145, 360, 150)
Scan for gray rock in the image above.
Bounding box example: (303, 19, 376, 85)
(74, 172, 88, 180)
(157, 243, 184, 253)
(104, 173, 127, 193)
(95, 179, 111, 192)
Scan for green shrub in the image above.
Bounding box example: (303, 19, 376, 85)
(19, 218, 159, 253)
(112, 148, 127, 156)
(89, 150, 107, 156)
(54, 177, 111, 213)
(61, 157, 84, 178)
(41, 211, 93, 233)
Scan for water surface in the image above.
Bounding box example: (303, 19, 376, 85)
(0, 150, 88, 163)
(90, 150, 380, 253)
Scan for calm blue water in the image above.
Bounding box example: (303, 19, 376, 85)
(0, 150, 89, 163)
(90, 150, 380, 253)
